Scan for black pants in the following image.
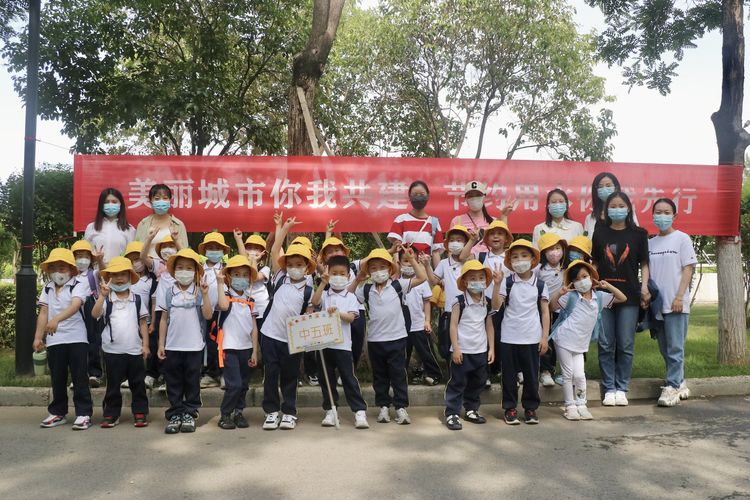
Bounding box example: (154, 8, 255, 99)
(351, 313, 366, 365)
(83, 296, 103, 379)
(368, 338, 409, 409)
(145, 312, 163, 379)
(163, 350, 202, 420)
(103, 352, 149, 418)
(406, 330, 442, 380)
(203, 318, 221, 379)
(220, 348, 252, 416)
(261, 335, 302, 415)
(303, 350, 319, 379)
(47, 343, 93, 417)
(500, 342, 540, 410)
(316, 348, 367, 412)
(539, 312, 558, 375)
(488, 313, 503, 377)
(437, 312, 452, 362)
(445, 352, 487, 416)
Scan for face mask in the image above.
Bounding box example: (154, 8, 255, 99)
(466, 196, 485, 211)
(574, 277, 592, 293)
(467, 281, 486, 293)
(160, 248, 177, 261)
(545, 248, 563, 265)
(328, 275, 349, 290)
(568, 251, 584, 262)
(548, 202, 567, 218)
(246, 250, 261, 259)
(511, 260, 532, 274)
(409, 194, 429, 210)
(653, 214, 673, 231)
(75, 258, 91, 272)
(103, 203, 121, 217)
(400, 265, 415, 277)
(205, 250, 224, 263)
(371, 269, 390, 284)
(287, 266, 306, 281)
(448, 241, 464, 255)
(132, 260, 145, 274)
(174, 270, 195, 286)
(608, 207, 629, 222)
(597, 186, 615, 201)
(51, 272, 70, 286)
(231, 277, 250, 292)
(151, 199, 171, 215)
(110, 282, 131, 292)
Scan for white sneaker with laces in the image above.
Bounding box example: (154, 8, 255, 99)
(354, 410, 369, 429)
(156, 383, 167, 393)
(40, 414, 67, 428)
(220, 376, 226, 390)
(144, 375, 155, 389)
(394, 408, 411, 425)
(658, 386, 680, 407)
(677, 381, 690, 400)
(614, 390, 628, 406)
(279, 414, 297, 430)
(72, 415, 92, 430)
(262, 412, 280, 430)
(321, 410, 338, 427)
(602, 391, 616, 406)
(576, 405, 594, 420)
(540, 371, 555, 387)
(563, 405, 580, 420)
(377, 406, 390, 423)
(200, 375, 219, 388)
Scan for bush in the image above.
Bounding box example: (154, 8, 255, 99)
(0, 283, 43, 349)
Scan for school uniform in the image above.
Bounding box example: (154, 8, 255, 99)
(250, 265, 271, 332)
(76, 269, 102, 380)
(434, 256, 467, 361)
(147, 271, 174, 380)
(39, 278, 93, 417)
(404, 281, 442, 381)
(100, 291, 150, 419)
(356, 278, 411, 410)
(83, 219, 136, 267)
(218, 288, 256, 416)
(202, 261, 224, 380)
(445, 292, 492, 416)
(348, 265, 366, 365)
(482, 251, 511, 376)
(536, 264, 564, 377)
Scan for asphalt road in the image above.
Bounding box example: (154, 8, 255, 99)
(1, 397, 748, 500)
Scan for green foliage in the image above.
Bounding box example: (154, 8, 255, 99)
(0, 284, 17, 349)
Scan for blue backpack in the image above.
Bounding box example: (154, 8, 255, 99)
(550, 291, 604, 343)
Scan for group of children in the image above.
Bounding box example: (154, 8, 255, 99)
(33, 197, 623, 433)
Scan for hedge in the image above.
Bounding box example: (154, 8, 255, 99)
(0, 283, 43, 349)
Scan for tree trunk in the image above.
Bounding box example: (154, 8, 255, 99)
(710, 0, 749, 365)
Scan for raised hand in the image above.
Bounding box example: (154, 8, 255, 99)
(213, 267, 225, 282)
(147, 225, 159, 240)
(200, 275, 210, 294)
(283, 216, 301, 231)
(467, 228, 479, 242)
(326, 219, 339, 233)
(169, 223, 179, 240)
(492, 264, 504, 285)
(500, 198, 518, 216)
(273, 212, 283, 227)
(100, 279, 111, 297)
(233, 228, 243, 240)
(320, 267, 330, 284)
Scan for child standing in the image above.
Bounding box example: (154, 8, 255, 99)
(566, 236, 593, 264)
(34, 248, 93, 430)
(234, 232, 271, 331)
(92, 257, 150, 428)
(536, 233, 568, 387)
(198, 232, 230, 389)
(72, 239, 102, 387)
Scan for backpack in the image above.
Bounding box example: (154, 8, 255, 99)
(363, 280, 411, 332)
(550, 291, 604, 343)
(262, 272, 314, 321)
(44, 281, 87, 323)
(455, 294, 493, 323)
(210, 293, 255, 368)
(101, 294, 143, 344)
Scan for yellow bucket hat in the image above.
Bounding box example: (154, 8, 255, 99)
(166, 248, 205, 278)
(568, 235, 593, 259)
(504, 239, 540, 270)
(198, 231, 230, 255)
(564, 259, 599, 286)
(155, 235, 176, 255)
(100, 256, 139, 284)
(244, 234, 267, 250)
(320, 237, 350, 257)
(483, 220, 513, 246)
(445, 225, 471, 249)
(290, 236, 313, 249)
(457, 259, 492, 292)
(124, 241, 144, 257)
(71, 239, 93, 254)
(224, 255, 258, 285)
(537, 232, 567, 253)
(361, 248, 398, 276)
(278, 244, 316, 274)
(40, 248, 78, 275)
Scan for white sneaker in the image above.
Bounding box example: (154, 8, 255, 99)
(200, 375, 219, 388)
(279, 414, 297, 430)
(517, 372, 524, 384)
(377, 406, 391, 423)
(321, 410, 338, 427)
(156, 383, 167, 393)
(540, 371, 555, 387)
(354, 410, 369, 429)
(40, 414, 67, 428)
(563, 405, 580, 420)
(262, 412, 280, 430)
(337, 376, 342, 386)
(658, 386, 680, 407)
(677, 381, 690, 400)
(602, 391, 616, 406)
(220, 376, 226, 390)
(394, 408, 411, 425)
(576, 405, 594, 420)
(615, 390, 628, 406)
(72, 415, 92, 430)
(120, 379, 129, 388)
(144, 375, 155, 389)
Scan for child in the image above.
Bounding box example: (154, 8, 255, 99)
(157, 248, 214, 434)
(567, 235, 593, 264)
(34, 248, 94, 430)
(290, 235, 319, 386)
(91, 257, 150, 428)
(536, 232, 568, 387)
(260, 214, 315, 430)
(72, 239, 103, 387)
(497, 239, 550, 425)
(142, 229, 181, 279)
(353, 247, 427, 425)
(550, 260, 625, 420)
(147, 234, 179, 391)
(198, 232, 230, 389)
(311, 254, 369, 429)
(214, 255, 259, 430)
(234, 232, 271, 330)
(445, 260, 502, 430)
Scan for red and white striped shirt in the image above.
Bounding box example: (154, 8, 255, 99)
(388, 213, 444, 255)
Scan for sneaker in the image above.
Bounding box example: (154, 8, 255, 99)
(615, 391, 629, 406)
(446, 414, 462, 430)
(133, 413, 148, 427)
(354, 410, 369, 429)
(220, 376, 226, 390)
(156, 383, 167, 393)
(263, 412, 281, 430)
(423, 376, 440, 386)
(658, 386, 680, 407)
(377, 406, 391, 423)
(279, 414, 297, 430)
(337, 376, 343, 386)
(576, 405, 593, 420)
(517, 372, 524, 384)
(321, 410, 338, 427)
(678, 381, 690, 400)
(504, 408, 521, 425)
(72, 416, 92, 430)
(308, 375, 319, 386)
(200, 375, 219, 388)
(218, 414, 237, 430)
(394, 408, 411, 425)
(464, 410, 486, 424)
(89, 377, 101, 388)
(120, 379, 129, 389)
(165, 415, 182, 434)
(524, 409, 539, 424)
(100, 416, 120, 428)
(554, 375, 564, 386)
(180, 414, 196, 432)
(563, 405, 580, 421)
(540, 371, 555, 387)
(232, 410, 249, 428)
(602, 391, 616, 406)
(40, 414, 66, 428)
(144, 375, 155, 389)
(484, 378, 492, 389)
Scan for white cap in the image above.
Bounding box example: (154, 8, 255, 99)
(464, 180, 487, 195)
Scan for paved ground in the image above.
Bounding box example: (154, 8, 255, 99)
(0, 397, 748, 500)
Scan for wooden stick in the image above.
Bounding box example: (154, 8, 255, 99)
(296, 86, 320, 156)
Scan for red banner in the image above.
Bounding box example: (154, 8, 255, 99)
(73, 155, 743, 236)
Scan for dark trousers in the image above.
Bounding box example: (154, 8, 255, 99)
(84, 296, 103, 379)
(500, 342, 540, 410)
(406, 330, 442, 380)
(488, 313, 502, 376)
(220, 348, 252, 416)
(539, 312, 558, 375)
(351, 313, 366, 365)
(47, 343, 93, 417)
(203, 318, 221, 379)
(146, 311, 163, 379)
(103, 352, 149, 418)
(437, 312, 452, 362)
(303, 350, 319, 379)
(316, 348, 366, 412)
(261, 335, 302, 415)
(445, 352, 487, 416)
(368, 338, 409, 409)
(163, 350, 202, 420)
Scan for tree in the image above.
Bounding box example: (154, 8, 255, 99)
(588, 0, 748, 364)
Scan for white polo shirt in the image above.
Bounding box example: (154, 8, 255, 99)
(453, 292, 491, 354)
(131, 274, 153, 320)
(75, 269, 98, 298)
(221, 288, 255, 351)
(157, 283, 205, 352)
(203, 261, 223, 309)
(100, 291, 149, 355)
(347, 267, 366, 311)
(249, 265, 271, 318)
(405, 281, 432, 332)
(433, 256, 466, 313)
(537, 264, 564, 296)
(554, 291, 614, 353)
(261, 272, 310, 343)
(38, 278, 90, 346)
(355, 278, 411, 342)
(154, 271, 176, 311)
(499, 275, 549, 345)
(482, 251, 512, 299)
(321, 288, 360, 351)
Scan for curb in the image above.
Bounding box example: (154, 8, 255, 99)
(1, 376, 748, 408)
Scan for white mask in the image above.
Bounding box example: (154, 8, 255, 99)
(448, 241, 464, 255)
(328, 275, 349, 290)
(160, 248, 177, 260)
(287, 267, 306, 281)
(51, 272, 70, 286)
(132, 260, 145, 274)
(400, 265, 415, 277)
(545, 248, 563, 266)
(466, 196, 485, 211)
(511, 260, 532, 274)
(246, 250, 261, 259)
(574, 278, 593, 293)
(371, 269, 390, 284)
(174, 270, 195, 286)
(75, 258, 91, 272)
(467, 281, 486, 293)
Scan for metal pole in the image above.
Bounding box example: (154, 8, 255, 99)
(15, 0, 41, 375)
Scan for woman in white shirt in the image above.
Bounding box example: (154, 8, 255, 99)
(84, 188, 136, 268)
(532, 189, 584, 246)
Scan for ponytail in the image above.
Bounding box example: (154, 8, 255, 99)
(481, 205, 494, 224)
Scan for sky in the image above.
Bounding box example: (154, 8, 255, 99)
(0, 1, 741, 181)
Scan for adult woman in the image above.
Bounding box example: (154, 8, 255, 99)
(84, 188, 136, 268)
(585, 172, 638, 238)
(532, 188, 584, 246)
(388, 180, 444, 267)
(647, 198, 697, 407)
(134, 184, 189, 258)
(591, 191, 650, 407)
(449, 180, 512, 254)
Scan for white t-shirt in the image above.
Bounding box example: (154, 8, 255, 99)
(321, 288, 360, 351)
(75, 269, 98, 297)
(537, 264, 564, 297)
(355, 278, 411, 342)
(434, 256, 466, 313)
(453, 292, 491, 354)
(482, 251, 512, 299)
(499, 274, 549, 345)
(154, 271, 176, 312)
(131, 274, 154, 322)
(554, 291, 614, 353)
(220, 288, 255, 351)
(648, 230, 698, 314)
(249, 265, 271, 318)
(261, 272, 310, 343)
(157, 283, 205, 351)
(532, 219, 584, 246)
(84, 219, 136, 268)
(405, 281, 432, 332)
(100, 291, 149, 355)
(38, 278, 90, 346)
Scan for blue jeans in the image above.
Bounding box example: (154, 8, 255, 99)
(598, 304, 639, 393)
(656, 313, 688, 389)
